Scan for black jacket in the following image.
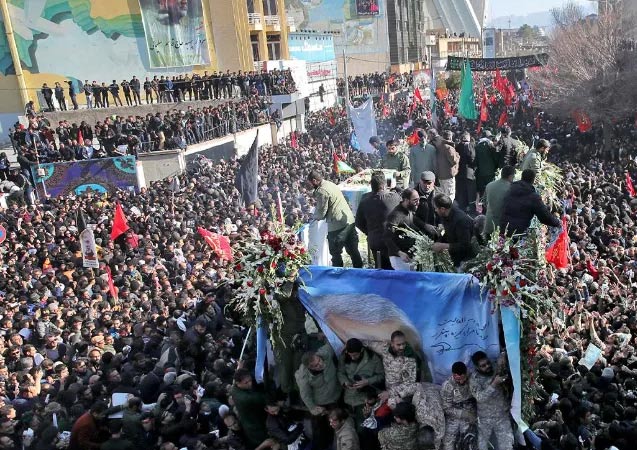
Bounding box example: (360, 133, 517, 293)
(355, 189, 401, 250)
(456, 141, 476, 180)
(415, 184, 441, 226)
(437, 206, 476, 266)
(499, 136, 518, 167)
(500, 180, 560, 235)
(384, 204, 433, 256)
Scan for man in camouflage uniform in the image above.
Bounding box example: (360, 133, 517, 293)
(296, 343, 342, 450)
(387, 382, 445, 449)
(380, 139, 411, 189)
(378, 402, 419, 450)
(469, 351, 513, 450)
(365, 330, 431, 392)
(337, 338, 385, 429)
(440, 362, 477, 450)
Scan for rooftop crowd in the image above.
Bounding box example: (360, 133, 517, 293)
(0, 66, 633, 450)
(35, 69, 297, 112)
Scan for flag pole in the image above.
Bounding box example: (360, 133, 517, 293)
(239, 327, 252, 362)
(343, 49, 351, 123)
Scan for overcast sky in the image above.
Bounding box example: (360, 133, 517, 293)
(487, 0, 595, 17)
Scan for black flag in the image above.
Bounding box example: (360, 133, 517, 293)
(76, 208, 87, 233)
(235, 133, 259, 206)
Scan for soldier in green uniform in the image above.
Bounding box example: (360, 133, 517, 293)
(381, 139, 411, 189)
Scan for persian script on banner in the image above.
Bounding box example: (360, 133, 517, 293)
(138, 0, 210, 68)
(299, 267, 502, 383)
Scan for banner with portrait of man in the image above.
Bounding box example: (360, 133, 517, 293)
(138, 0, 210, 68)
(299, 266, 503, 383)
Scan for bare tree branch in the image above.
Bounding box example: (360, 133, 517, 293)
(529, 9, 637, 126)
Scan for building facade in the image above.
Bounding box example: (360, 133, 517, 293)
(0, 0, 292, 133)
(247, 0, 292, 69)
(386, 0, 427, 71)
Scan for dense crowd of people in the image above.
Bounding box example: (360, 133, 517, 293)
(0, 61, 635, 450)
(10, 97, 272, 166)
(336, 72, 414, 97)
(35, 69, 297, 112)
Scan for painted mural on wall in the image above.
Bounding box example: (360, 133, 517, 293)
(31, 156, 138, 199)
(284, 0, 389, 55)
(0, 0, 211, 82)
(139, 0, 209, 68)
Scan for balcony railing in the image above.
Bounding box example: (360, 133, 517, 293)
(264, 15, 280, 26)
(248, 13, 262, 25)
(287, 16, 295, 27)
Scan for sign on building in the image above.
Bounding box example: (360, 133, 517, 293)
(288, 33, 336, 63)
(483, 28, 496, 59)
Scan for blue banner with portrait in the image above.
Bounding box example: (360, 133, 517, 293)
(298, 266, 502, 383)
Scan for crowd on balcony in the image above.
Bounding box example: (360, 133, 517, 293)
(33, 68, 297, 113)
(10, 96, 272, 166)
(336, 72, 415, 97)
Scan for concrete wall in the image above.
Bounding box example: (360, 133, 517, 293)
(41, 97, 238, 127)
(136, 115, 302, 188)
(307, 78, 338, 111)
(137, 149, 185, 184)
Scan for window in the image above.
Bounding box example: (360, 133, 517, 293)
(247, 0, 255, 13)
(251, 35, 260, 61)
(262, 0, 277, 16)
(268, 42, 281, 60)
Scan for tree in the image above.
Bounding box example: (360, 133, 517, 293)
(529, 2, 637, 150)
(518, 24, 537, 41)
(446, 72, 461, 90)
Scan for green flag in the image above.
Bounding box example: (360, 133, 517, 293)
(458, 60, 478, 120)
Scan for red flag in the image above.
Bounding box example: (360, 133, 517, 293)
(545, 217, 570, 270)
(493, 69, 505, 93)
(78, 129, 84, 145)
(414, 87, 423, 103)
(435, 87, 448, 100)
(626, 172, 636, 198)
(406, 131, 420, 146)
(476, 119, 483, 135)
(290, 131, 298, 149)
(110, 203, 130, 241)
(443, 100, 452, 116)
(105, 266, 118, 301)
(497, 111, 508, 127)
(333, 153, 339, 173)
(197, 227, 233, 261)
(535, 114, 542, 131)
(480, 90, 489, 122)
(572, 110, 592, 132)
(382, 104, 390, 118)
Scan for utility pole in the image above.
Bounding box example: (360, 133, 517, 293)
(343, 49, 351, 121)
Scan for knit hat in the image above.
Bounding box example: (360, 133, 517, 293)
(163, 372, 177, 385)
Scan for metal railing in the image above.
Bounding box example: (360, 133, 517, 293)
(264, 15, 280, 26)
(248, 13, 262, 25)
